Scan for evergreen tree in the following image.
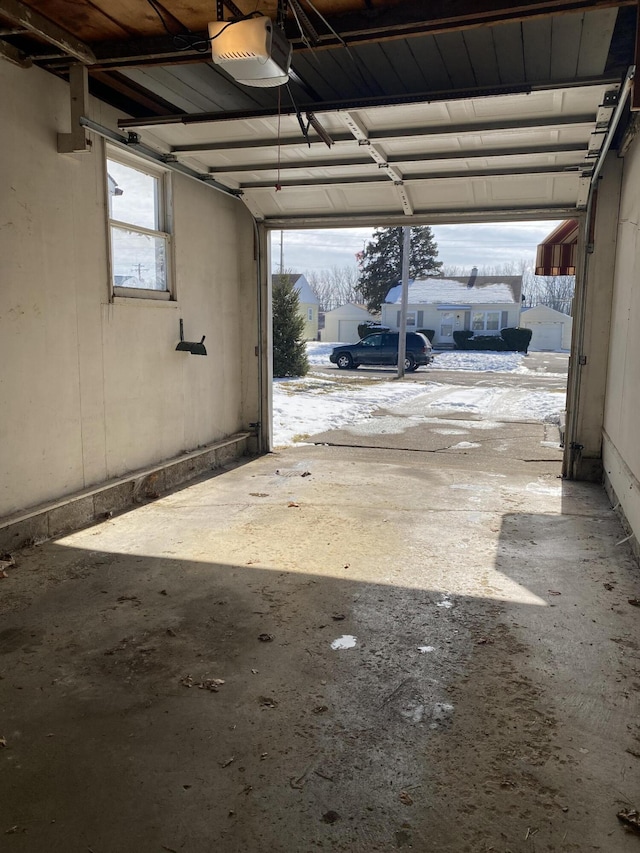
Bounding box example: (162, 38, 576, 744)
(357, 226, 442, 312)
(272, 274, 309, 378)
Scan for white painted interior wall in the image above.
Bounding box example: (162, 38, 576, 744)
(603, 138, 640, 541)
(0, 62, 259, 519)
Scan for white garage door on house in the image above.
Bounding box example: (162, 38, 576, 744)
(528, 323, 563, 350)
(338, 320, 363, 343)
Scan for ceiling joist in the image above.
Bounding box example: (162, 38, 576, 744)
(0, 0, 95, 64)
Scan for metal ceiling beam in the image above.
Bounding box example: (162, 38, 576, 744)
(204, 142, 587, 174)
(0, 0, 95, 64)
(168, 114, 598, 154)
(238, 165, 575, 189)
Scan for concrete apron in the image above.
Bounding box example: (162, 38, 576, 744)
(1, 427, 639, 852)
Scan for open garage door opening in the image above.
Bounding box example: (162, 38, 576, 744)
(268, 222, 570, 458)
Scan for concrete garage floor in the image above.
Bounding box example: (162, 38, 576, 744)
(2, 381, 640, 851)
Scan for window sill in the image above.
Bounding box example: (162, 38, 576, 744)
(112, 290, 178, 307)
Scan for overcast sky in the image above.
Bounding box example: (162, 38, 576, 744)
(270, 221, 563, 275)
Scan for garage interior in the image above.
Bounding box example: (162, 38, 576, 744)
(1, 0, 640, 849)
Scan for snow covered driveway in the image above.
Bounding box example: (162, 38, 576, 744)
(273, 346, 567, 448)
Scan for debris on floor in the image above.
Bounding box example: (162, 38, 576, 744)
(321, 811, 341, 824)
(179, 676, 225, 692)
(617, 808, 640, 833)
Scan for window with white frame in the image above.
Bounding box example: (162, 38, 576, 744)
(307, 307, 314, 321)
(107, 152, 171, 296)
(472, 311, 501, 332)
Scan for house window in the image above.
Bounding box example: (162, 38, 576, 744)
(107, 152, 171, 297)
(472, 311, 501, 332)
(307, 308, 314, 321)
(395, 311, 416, 327)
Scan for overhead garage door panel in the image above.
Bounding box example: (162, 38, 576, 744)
(126, 83, 616, 225)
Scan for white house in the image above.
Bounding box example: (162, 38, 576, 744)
(381, 272, 523, 347)
(322, 303, 378, 342)
(521, 304, 573, 351)
(273, 274, 319, 341)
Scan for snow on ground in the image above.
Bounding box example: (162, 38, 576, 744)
(273, 376, 431, 447)
(272, 342, 566, 447)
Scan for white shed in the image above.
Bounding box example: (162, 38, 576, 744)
(322, 303, 378, 342)
(521, 305, 573, 351)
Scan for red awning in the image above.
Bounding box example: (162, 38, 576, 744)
(535, 219, 578, 276)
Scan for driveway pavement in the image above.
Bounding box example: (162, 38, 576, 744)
(2, 356, 639, 853)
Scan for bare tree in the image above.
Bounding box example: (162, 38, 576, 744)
(305, 266, 362, 311)
(524, 274, 575, 314)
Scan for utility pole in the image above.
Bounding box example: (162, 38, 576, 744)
(279, 230, 284, 273)
(396, 226, 410, 379)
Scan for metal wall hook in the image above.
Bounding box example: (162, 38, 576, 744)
(175, 318, 207, 355)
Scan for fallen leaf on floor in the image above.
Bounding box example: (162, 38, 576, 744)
(628, 599, 640, 607)
(258, 633, 274, 642)
(399, 791, 413, 805)
(332, 614, 345, 621)
(301, 471, 311, 477)
(287, 502, 300, 508)
(159, 589, 168, 595)
(321, 811, 341, 824)
(0, 737, 7, 748)
(617, 808, 640, 833)
(548, 590, 562, 595)
(603, 582, 615, 590)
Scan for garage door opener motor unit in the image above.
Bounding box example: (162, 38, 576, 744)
(208, 16, 292, 87)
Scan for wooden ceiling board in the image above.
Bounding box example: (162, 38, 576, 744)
(121, 66, 233, 112)
(436, 30, 477, 89)
(461, 27, 501, 88)
(85, 0, 178, 37)
(354, 41, 410, 96)
(321, 46, 384, 99)
(24, 0, 130, 40)
(292, 52, 346, 100)
(550, 13, 582, 79)
(492, 20, 526, 84)
(522, 16, 552, 81)
(406, 34, 452, 91)
(576, 7, 618, 76)
(167, 63, 275, 111)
